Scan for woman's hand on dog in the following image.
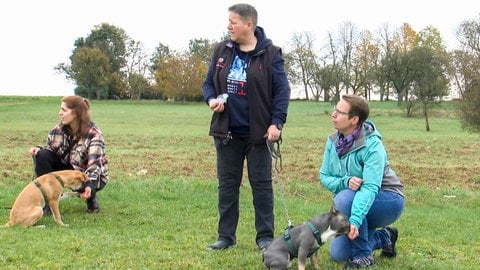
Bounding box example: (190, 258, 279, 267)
(347, 224, 359, 240)
(80, 186, 92, 199)
(29, 147, 41, 157)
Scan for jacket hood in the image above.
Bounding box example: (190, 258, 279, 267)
(253, 26, 272, 51)
(230, 26, 272, 53)
(363, 119, 381, 140)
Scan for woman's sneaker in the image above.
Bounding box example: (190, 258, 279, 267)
(381, 226, 398, 258)
(343, 255, 375, 269)
(86, 196, 100, 213)
(43, 205, 52, 216)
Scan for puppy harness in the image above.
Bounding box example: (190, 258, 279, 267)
(283, 221, 323, 258)
(33, 173, 65, 204)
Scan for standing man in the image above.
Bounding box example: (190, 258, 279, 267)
(202, 3, 291, 251)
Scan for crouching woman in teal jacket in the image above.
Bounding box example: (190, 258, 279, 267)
(320, 94, 405, 269)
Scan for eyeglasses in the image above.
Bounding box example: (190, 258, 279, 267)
(333, 106, 352, 116)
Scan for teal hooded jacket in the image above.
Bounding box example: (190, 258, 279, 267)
(319, 120, 404, 228)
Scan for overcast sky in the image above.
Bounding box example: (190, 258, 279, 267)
(0, 0, 478, 96)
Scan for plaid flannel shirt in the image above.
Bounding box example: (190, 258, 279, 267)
(44, 122, 109, 189)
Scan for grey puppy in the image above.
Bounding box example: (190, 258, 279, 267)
(263, 204, 350, 270)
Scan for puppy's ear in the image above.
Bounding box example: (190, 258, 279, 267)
(330, 203, 338, 214)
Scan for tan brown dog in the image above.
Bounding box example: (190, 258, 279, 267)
(1, 170, 87, 227)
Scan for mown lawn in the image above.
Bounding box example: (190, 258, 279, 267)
(0, 96, 478, 269)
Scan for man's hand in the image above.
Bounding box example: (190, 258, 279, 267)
(266, 125, 282, 142)
(209, 99, 225, 113)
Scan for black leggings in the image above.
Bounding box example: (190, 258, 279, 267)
(34, 149, 73, 177)
(34, 149, 101, 206)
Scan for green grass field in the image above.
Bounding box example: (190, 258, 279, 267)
(0, 96, 479, 269)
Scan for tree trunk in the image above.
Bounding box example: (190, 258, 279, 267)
(423, 102, 430, 131)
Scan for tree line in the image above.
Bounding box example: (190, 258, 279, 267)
(55, 15, 480, 132)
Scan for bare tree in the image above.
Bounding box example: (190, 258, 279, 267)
(336, 21, 359, 95)
(285, 32, 318, 100)
(125, 39, 150, 99)
(325, 32, 342, 102)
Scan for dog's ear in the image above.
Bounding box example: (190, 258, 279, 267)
(330, 203, 338, 214)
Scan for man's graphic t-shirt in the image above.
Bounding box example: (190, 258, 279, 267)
(226, 54, 249, 135)
(227, 55, 247, 96)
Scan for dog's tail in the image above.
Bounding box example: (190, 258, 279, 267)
(0, 222, 12, 228)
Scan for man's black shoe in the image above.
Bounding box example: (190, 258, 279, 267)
(206, 240, 236, 250)
(257, 238, 272, 251)
(381, 226, 398, 258)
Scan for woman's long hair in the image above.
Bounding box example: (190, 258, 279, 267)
(61, 96, 91, 141)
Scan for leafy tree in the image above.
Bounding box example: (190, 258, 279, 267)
(188, 38, 217, 65)
(352, 30, 380, 99)
(82, 23, 127, 73)
(70, 47, 110, 99)
(458, 79, 480, 132)
(151, 39, 213, 102)
(317, 64, 338, 102)
(410, 46, 449, 131)
(454, 14, 480, 132)
(56, 23, 129, 99)
(383, 49, 413, 106)
(154, 54, 179, 100)
(153, 53, 206, 101)
(450, 50, 477, 97)
(128, 73, 153, 100)
(183, 54, 208, 101)
(384, 23, 419, 104)
(150, 42, 172, 75)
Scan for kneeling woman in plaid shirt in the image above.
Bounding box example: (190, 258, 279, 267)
(29, 95, 109, 213)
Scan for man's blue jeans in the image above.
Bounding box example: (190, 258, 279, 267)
(330, 189, 405, 261)
(213, 136, 274, 244)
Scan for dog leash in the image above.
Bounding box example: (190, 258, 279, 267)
(31, 156, 79, 201)
(266, 137, 293, 229)
(32, 156, 37, 180)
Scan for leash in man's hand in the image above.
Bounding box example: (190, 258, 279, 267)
(266, 136, 293, 229)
